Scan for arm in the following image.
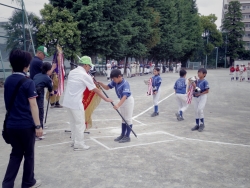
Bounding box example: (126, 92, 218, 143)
(92, 88, 113, 102)
(28, 98, 43, 137)
(113, 95, 127, 110)
(98, 82, 110, 90)
(48, 63, 57, 75)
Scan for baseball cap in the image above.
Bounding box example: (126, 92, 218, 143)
(79, 56, 94, 67)
(37, 46, 49, 57)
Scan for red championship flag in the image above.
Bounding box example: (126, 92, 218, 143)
(82, 86, 101, 130)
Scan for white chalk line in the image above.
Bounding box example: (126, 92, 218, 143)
(159, 131, 250, 148)
(132, 92, 175, 119)
(109, 140, 177, 150)
(133, 119, 145, 125)
(90, 137, 111, 150)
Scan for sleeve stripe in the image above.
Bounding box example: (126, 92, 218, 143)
(28, 95, 38, 99)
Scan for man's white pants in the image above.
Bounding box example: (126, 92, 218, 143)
(153, 88, 161, 106)
(67, 108, 86, 145)
(106, 69, 111, 78)
(120, 96, 134, 125)
(120, 68, 124, 75)
(175, 94, 189, 112)
(127, 68, 131, 78)
(140, 67, 143, 74)
(193, 94, 207, 119)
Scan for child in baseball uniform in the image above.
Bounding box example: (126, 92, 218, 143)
(243, 65, 246, 81)
(174, 69, 189, 121)
(191, 68, 209, 132)
(106, 61, 111, 81)
(239, 64, 244, 82)
(151, 67, 162, 117)
(230, 65, 235, 81)
(99, 69, 134, 143)
(235, 65, 239, 81)
(247, 63, 250, 81)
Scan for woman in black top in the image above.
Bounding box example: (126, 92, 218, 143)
(2, 49, 43, 188)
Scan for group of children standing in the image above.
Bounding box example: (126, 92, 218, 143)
(147, 67, 209, 132)
(230, 63, 250, 82)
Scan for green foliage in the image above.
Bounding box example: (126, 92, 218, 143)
(222, 1, 245, 62)
(47, 0, 205, 63)
(2, 10, 38, 52)
(200, 14, 223, 55)
(36, 4, 81, 61)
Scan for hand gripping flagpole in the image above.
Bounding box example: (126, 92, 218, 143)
(71, 60, 138, 138)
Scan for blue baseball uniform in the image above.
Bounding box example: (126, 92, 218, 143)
(151, 75, 162, 114)
(108, 79, 134, 137)
(174, 77, 189, 119)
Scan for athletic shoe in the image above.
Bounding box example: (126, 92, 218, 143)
(54, 104, 63, 108)
(119, 136, 131, 143)
(179, 116, 184, 121)
(44, 125, 48, 129)
(175, 113, 181, 121)
(50, 105, 55, 108)
(43, 132, 47, 135)
(35, 136, 45, 141)
(191, 125, 199, 131)
(151, 112, 159, 117)
(29, 179, 42, 188)
(114, 135, 124, 142)
(198, 124, 205, 132)
(74, 144, 90, 151)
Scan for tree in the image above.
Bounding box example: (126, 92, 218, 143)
(36, 4, 81, 61)
(200, 14, 223, 56)
(222, 1, 245, 64)
(2, 10, 38, 53)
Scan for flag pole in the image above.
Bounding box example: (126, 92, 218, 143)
(70, 62, 138, 138)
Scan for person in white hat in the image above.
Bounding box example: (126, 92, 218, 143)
(62, 56, 113, 151)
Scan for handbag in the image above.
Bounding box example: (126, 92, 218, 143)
(2, 77, 28, 144)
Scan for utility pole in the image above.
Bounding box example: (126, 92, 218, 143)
(215, 47, 218, 69)
(22, 0, 26, 51)
(224, 34, 227, 68)
(205, 32, 209, 69)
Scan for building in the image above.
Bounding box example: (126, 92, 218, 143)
(222, 0, 250, 49)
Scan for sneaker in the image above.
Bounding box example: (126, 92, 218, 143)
(44, 125, 48, 129)
(35, 136, 45, 141)
(54, 104, 63, 108)
(114, 135, 124, 142)
(179, 116, 184, 121)
(43, 131, 47, 135)
(119, 136, 131, 143)
(70, 142, 74, 147)
(191, 125, 199, 131)
(198, 124, 205, 132)
(50, 105, 55, 108)
(74, 144, 90, 151)
(30, 179, 42, 188)
(151, 112, 159, 117)
(175, 113, 181, 121)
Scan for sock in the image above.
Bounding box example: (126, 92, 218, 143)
(154, 105, 158, 113)
(196, 119, 199, 125)
(200, 118, 204, 124)
(125, 124, 133, 137)
(121, 123, 126, 135)
(179, 111, 183, 117)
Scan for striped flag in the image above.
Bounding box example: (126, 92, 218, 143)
(186, 85, 194, 104)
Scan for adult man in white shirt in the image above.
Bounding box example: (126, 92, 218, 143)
(106, 60, 111, 80)
(63, 56, 113, 151)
